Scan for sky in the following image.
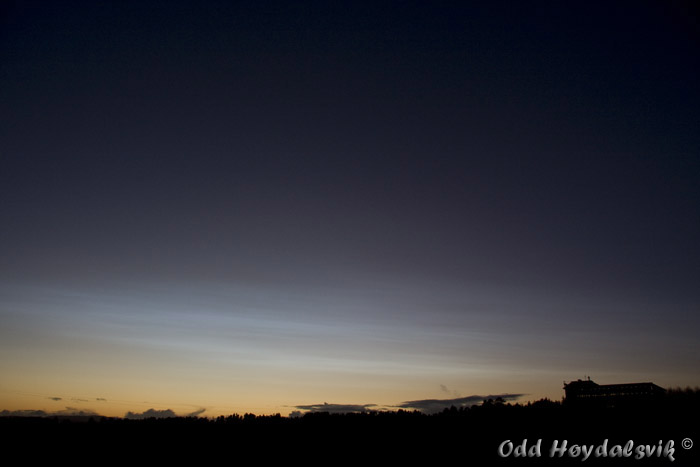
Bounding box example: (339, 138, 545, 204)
(1, 0, 699, 418)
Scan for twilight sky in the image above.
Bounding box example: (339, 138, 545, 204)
(1, 1, 699, 418)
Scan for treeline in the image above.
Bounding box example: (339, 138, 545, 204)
(3, 391, 698, 465)
(3, 387, 700, 426)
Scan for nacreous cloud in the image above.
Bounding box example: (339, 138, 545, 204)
(396, 394, 524, 413)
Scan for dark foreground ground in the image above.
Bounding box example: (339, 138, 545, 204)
(3, 394, 698, 465)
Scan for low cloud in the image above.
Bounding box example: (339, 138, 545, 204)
(123, 407, 206, 419)
(55, 407, 99, 416)
(1, 407, 100, 417)
(96, 398, 107, 402)
(396, 394, 524, 413)
(124, 408, 177, 420)
(1, 409, 48, 417)
(439, 384, 460, 397)
(294, 402, 377, 414)
(184, 408, 206, 417)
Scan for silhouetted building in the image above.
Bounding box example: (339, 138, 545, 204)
(563, 377, 666, 407)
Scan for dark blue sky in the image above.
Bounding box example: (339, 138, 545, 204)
(1, 1, 699, 416)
